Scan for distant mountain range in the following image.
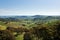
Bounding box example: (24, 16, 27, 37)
(0, 15, 60, 20)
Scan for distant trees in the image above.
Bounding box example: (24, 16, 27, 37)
(0, 17, 60, 40)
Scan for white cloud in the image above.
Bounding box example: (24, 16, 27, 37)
(0, 9, 60, 16)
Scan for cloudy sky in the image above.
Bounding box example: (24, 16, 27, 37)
(0, 0, 60, 16)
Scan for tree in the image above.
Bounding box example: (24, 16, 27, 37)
(0, 30, 15, 40)
(23, 32, 32, 40)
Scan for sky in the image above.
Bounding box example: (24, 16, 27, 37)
(0, 0, 60, 16)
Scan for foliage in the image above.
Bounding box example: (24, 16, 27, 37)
(0, 16, 60, 40)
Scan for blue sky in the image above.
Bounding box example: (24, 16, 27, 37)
(0, 0, 60, 16)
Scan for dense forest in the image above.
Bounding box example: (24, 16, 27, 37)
(0, 15, 60, 40)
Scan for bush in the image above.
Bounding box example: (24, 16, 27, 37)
(0, 30, 15, 40)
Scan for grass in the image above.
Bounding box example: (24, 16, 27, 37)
(16, 33, 25, 40)
(0, 25, 7, 30)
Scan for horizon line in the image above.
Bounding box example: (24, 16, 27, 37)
(0, 14, 60, 16)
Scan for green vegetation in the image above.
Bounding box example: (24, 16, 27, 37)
(0, 15, 60, 40)
(16, 33, 24, 40)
